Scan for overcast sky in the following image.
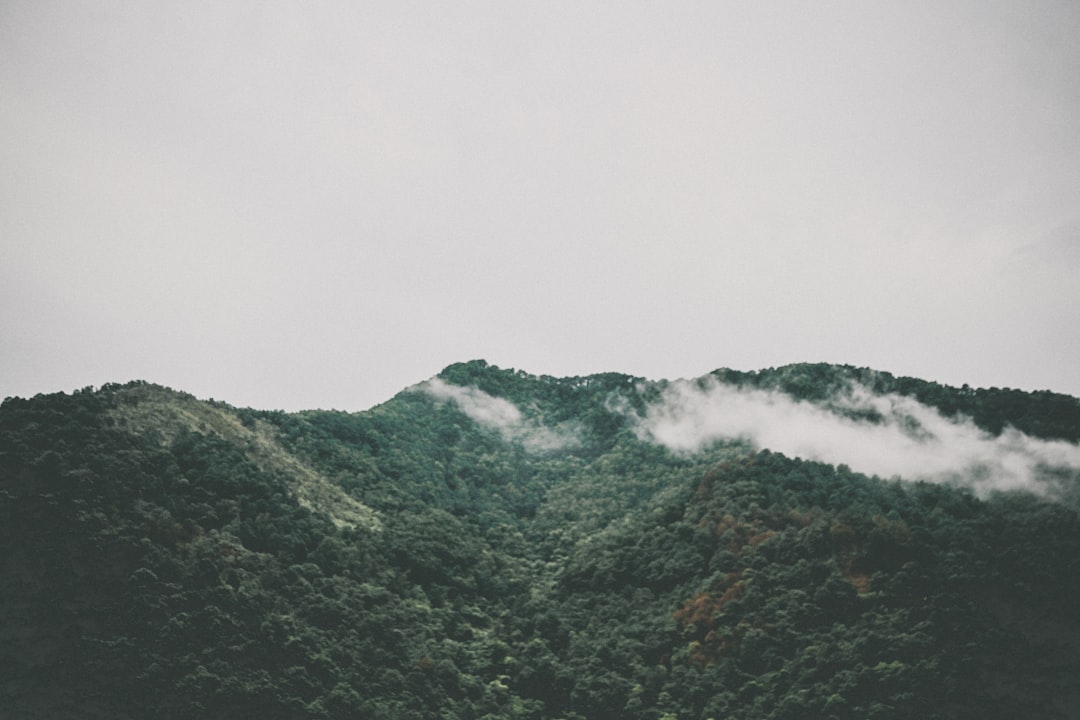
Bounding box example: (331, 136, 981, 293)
(3, 1, 1079, 411)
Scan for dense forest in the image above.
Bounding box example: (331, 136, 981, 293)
(2, 361, 1080, 719)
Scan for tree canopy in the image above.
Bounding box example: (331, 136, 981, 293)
(2, 365, 1079, 719)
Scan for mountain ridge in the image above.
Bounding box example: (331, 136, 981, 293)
(3, 362, 1080, 719)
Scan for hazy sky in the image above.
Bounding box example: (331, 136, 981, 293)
(3, 1, 1079, 411)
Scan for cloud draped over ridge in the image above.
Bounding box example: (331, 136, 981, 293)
(420, 378, 579, 453)
(622, 378, 1080, 496)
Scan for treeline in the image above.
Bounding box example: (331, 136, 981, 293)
(711, 363, 1080, 441)
(1, 365, 1079, 719)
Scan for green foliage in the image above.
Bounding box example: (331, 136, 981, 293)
(2, 366, 1079, 719)
(714, 362, 1080, 441)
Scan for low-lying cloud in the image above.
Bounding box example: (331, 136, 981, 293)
(420, 378, 579, 453)
(623, 377, 1080, 496)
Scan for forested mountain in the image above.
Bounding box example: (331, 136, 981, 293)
(3, 361, 1080, 719)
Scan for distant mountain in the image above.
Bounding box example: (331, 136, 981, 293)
(3, 362, 1080, 719)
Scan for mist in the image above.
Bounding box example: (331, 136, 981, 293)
(624, 377, 1080, 496)
(419, 378, 579, 453)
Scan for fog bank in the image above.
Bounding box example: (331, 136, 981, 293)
(420, 379, 579, 453)
(625, 378, 1080, 496)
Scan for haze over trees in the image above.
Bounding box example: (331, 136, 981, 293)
(2, 361, 1079, 719)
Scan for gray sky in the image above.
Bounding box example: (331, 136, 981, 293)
(3, 1, 1079, 411)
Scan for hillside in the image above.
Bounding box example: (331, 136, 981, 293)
(2, 361, 1080, 719)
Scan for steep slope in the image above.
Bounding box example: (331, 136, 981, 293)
(2, 363, 1079, 719)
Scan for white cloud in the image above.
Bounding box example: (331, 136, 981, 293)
(623, 377, 1080, 496)
(419, 378, 578, 453)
